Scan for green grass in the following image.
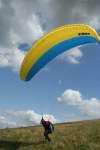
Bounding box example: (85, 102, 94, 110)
(0, 119, 100, 150)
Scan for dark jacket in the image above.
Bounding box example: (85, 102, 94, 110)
(41, 119, 54, 133)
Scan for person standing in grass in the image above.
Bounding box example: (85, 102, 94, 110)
(40, 117, 54, 142)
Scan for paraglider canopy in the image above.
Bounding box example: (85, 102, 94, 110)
(20, 24, 100, 81)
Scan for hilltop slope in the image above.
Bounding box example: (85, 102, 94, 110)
(0, 119, 100, 150)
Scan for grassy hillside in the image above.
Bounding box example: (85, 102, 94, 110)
(0, 119, 100, 150)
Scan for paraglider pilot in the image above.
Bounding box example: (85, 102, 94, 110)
(40, 117, 54, 142)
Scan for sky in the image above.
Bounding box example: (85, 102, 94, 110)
(0, 0, 100, 128)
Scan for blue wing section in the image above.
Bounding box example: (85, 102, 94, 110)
(26, 36, 97, 81)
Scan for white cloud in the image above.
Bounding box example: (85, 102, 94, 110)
(0, 0, 44, 72)
(58, 48, 83, 64)
(80, 98, 100, 118)
(0, 110, 58, 129)
(0, 47, 25, 71)
(0, 116, 16, 128)
(58, 89, 100, 118)
(57, 89, 82, 105)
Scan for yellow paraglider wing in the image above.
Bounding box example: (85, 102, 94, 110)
(20, 24, 100, 81)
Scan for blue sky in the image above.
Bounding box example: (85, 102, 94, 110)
(0, 0, 100, 128)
